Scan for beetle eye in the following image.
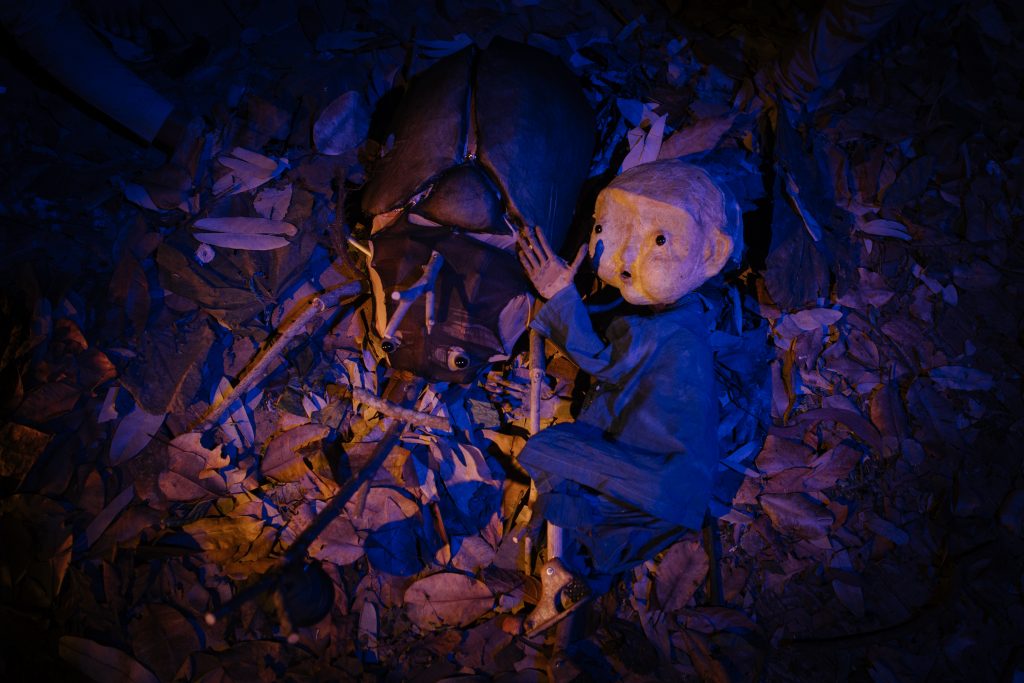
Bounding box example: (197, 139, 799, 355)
(655, 234, 666, 246)
(594, 224, 603, 234)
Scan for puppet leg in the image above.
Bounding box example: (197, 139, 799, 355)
(521, 329, 589, 636)
(529, 328, 568, 564)
(547, 522, 563, 560)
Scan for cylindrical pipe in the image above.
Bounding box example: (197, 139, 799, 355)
(528, 328, 545, 437)
(528, 327, 562, 559)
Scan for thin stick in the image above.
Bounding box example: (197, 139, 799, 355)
(382, 251, 443, 341)
(192, 281, 363, 432)
(283, 416, 408, 564)
(351, 387, 450, 432)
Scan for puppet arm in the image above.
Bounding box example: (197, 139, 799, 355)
(529, 286, 633, 384)
(516, 225, 635, 382)
(516, 225, 586, 299)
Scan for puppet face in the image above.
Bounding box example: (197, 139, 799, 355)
(589, 161, 734, 306)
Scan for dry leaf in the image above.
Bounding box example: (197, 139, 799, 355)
(97, 386, 120, 423)
(416, 33, 473, 59)
(838, 268, 895, 309)
(261, 424, 330, 482)
(352, 486, 421, 530)
(184, 514, 275, 569)
(59, 636, 159, 683)
(16, 381, 80, 422)
(659, 114, 737, 159)
(450, 534, 497, 572)
(84, 486, 134, 548)
(863, 514, 909, 545)
(928, 366, 994, 391)
(253, 186, 293, 221)
(158, 470, 222, 502)
(160, 432, 231, 502)
(754, 435, 815, 475)
(213, 148, 288, 195)
(759, 493, 834, 540)
(0, 422, 52, 482)
(193, 217, 297, 236)
(832, 578, 866, 617)
(308, 511, 365, 566)
(169, 433, 230, 472)
(654, 537, 709, 612)
(803, 443, 864, 491)
(404, 572, 494, 629)
(192, 232, 291, 251)
(123, 182, 164, 212)
(128, 604, 201, 682)
(315, 30, 376, 51)
(0, 494, 73, 605)
(621, 113, 667, 171)
(859, 218, 911, 240)
(110, 405, 165, 465)
(313, 91, 369, 156)
(789, 308, 843, 330)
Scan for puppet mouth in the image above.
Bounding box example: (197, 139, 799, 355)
(617, 279, 652, 305)
(617, 275, 636, 293)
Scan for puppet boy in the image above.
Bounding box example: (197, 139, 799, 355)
(515, 160, 740, 633)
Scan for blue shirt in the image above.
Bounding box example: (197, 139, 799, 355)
(521, 286, 717, 530)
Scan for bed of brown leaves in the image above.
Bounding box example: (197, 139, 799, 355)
(1, 0, 1022, 681)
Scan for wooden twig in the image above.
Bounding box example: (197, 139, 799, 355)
(382, 251, 444, 342)
(192, 281, 363, 432)
(351, 386, 450, 432)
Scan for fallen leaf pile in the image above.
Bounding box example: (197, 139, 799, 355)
(0, 1, 1021, 681)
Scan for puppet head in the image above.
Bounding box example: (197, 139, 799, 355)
(589, 160, 741, 306)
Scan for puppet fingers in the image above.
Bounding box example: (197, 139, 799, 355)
(568, 244, 587, 274)
(521, 226, 548, 263)
(533, 226, 556, 260)
(516, 231, 541, 266)
(517, 247, 540, 273)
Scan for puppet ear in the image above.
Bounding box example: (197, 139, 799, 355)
(703, 230, 733, 277)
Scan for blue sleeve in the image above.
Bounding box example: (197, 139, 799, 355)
(530, 287, 637, 383)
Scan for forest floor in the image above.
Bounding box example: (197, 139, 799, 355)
(0, 0, 1022, 681)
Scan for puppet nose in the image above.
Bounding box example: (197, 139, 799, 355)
(616, 243, 638, 278)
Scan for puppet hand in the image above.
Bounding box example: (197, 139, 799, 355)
(516, 226, 586, 300)
(483, 366, 556, 421)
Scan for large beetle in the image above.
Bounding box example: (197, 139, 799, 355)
(361, 38, 595, 383)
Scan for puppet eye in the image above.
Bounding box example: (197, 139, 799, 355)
(655, 234, 666, 246)
(594, 224, 603, 234)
